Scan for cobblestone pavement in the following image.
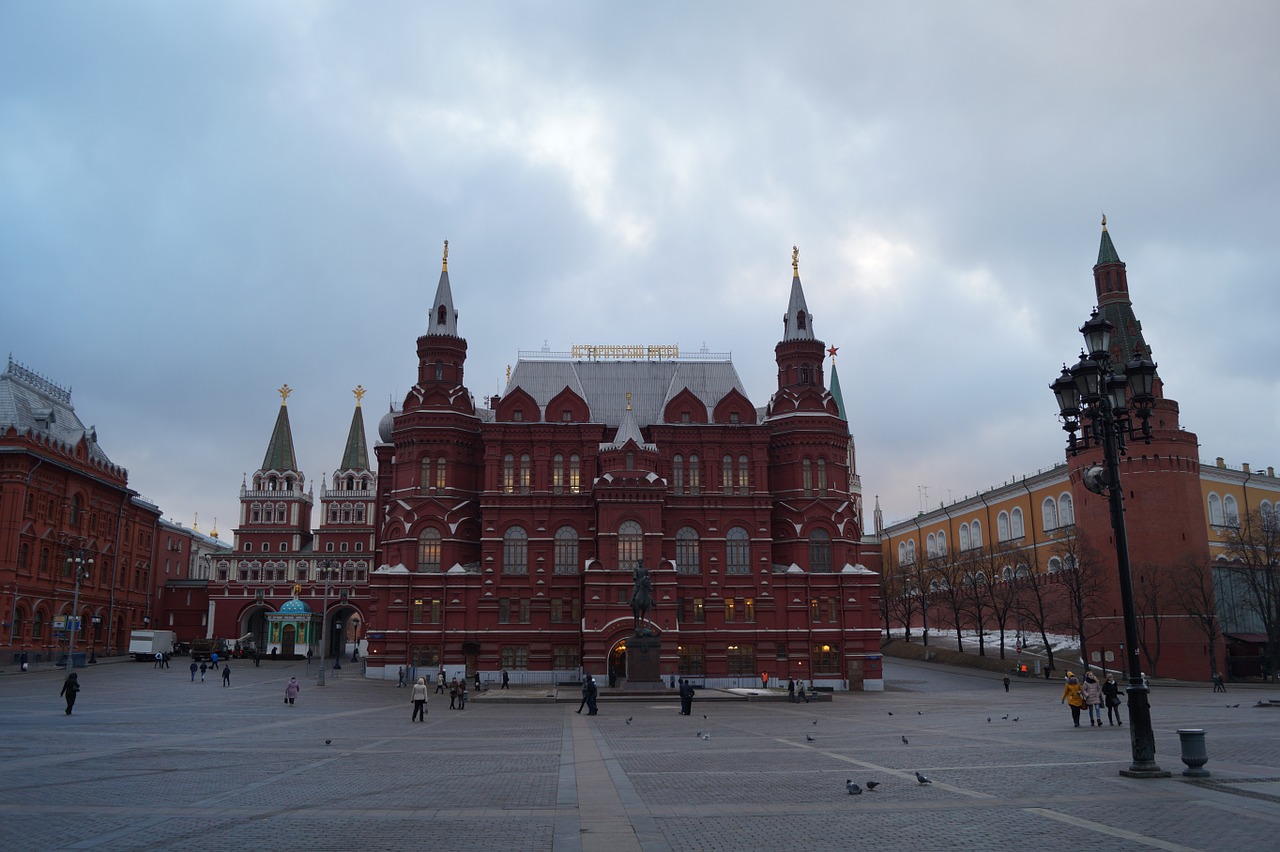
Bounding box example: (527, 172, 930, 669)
(2, 657, 1278, 851)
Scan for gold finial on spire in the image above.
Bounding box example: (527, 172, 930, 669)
(626, 391, 632, 411)
(193, 512, 199, 532)
(211, 517, 219, 539)
(1101, 213, 1108, 231)
(442, 239, 449, 272)
(353, 385, 367, 406)
(792, 245, 800, 276)
(278, 384, 293, 405)
(505, 364, 511, 384)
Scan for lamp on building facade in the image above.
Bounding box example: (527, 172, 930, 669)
(317, 559, 337, 686)
(63, 546, 94, 670)
(1051, 308, 1167, 778)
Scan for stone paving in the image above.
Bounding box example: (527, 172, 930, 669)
(2, 656, 1278, 851)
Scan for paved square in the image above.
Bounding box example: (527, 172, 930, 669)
(2, 657, 1278, 851)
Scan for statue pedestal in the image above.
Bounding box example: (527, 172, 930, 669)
(624, 634, 663, 690)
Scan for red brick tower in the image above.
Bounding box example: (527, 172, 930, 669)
(235, 385, 314, 556)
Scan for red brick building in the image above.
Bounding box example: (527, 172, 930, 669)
(0, 357, 161, 661)
(362, 246, 883, 689)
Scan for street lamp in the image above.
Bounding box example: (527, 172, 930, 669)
(316, 559, 336, 686)
(63, 547, 94, 670)
(1051, 308, 1168, 778)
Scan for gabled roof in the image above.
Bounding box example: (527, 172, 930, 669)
(0, 356, 113, 465)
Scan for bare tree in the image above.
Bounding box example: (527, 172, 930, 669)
(978, 541, 1021, 660)
(956, 546, 991, 656)
(929, 553, 969, 653)
(1133, 561, 1166, 678)
(1053, 533, 1109, 675)
(1014, 547, 1062, 674)
(880, 557, 918, 642)
(1217, 507, 1280, 678)
(1167, 554, 1223, 680)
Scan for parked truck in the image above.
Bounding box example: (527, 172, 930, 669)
(128, 629, 177, 662)
(190, 637, 217, 662)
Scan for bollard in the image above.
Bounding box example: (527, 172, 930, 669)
(1177, 729, 1210, 778)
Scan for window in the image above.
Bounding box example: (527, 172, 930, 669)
(812, 643, 840, 675)
(1043, 497, 1059, 531)
(998, 511, 1011, 542)
(1208, 494, 1224, 526)
(937, 531, 946, 555)
(39, 547, 49, 575)
(809, 529, 832, 573)
(926, 533, 936, 558)
(810, 598, 820, 622)
(69, 494, 81, 526)
(906, 539, 915, 563)
(1263, 501, 1276, 531)
(959, 523, 970, 552)
(676, 527, 700, 574)
(776, 642, 787, 661)
(817, 458, 827, 496)
(1059, 493, 1074, 526)
(554, 526, 579, 574)
(32, 610, 45, 640)
(678, 644, 705, 675)
(498, 598, 510, 623)
(519, 454, 531, 491)
(722, 454, 733, 494)
(726, 527, 750, 574)
(971, 520, 982, 548)
(744, 598, 755, 622)
(724, 599, 736, 623)
(431, 599, 441, 623)
(17, 543, 28, 570)
(550, 599, 562, 623)
(803, 458, 813, 497)
(417, 529, 441, 572)
(412, 645, 440, 668)
(503, 527, 528, 574)
(1048, 557, 1063, 574)
(726, 644, 756, 676)
(434, 358, 443, 379)
(420, 458, 431, 492)
(1011, 508, 1024, 539)
(436, 457, 446, 489)
(412, 599, 424, 623)
(693, 598, 705, 623)
(898, 542, 908, 564)
(562, 410, 572, 422)
(689, 454, 700, 494)
(553, 454, 565, 492)
(512, 410, 523, 422)
(1224, 495, 1240, 527)
(730, 412, 739, 424)
(569, 454, 581, 493)
(500, 646, 529, 670)
(503, 453, 515, 493)
(553, 645, 579, 669)
(738, 454, 749, 493)
(672, 454, 683, 493)
(618, 521, 643, 568)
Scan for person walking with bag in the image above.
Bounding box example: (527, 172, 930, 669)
(1102, 673, 1123, 726)
(1081, 672, 1104, 726)
(284, 676, 300, 706)
(1061, 671, 1084, 727)
(411, 676, 429, 721)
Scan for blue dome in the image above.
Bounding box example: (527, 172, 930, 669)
(279, 598, 311, 614)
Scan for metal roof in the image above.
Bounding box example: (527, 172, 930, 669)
(0, 356, 114, 466)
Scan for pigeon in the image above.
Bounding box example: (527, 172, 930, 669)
(626, 717, 633, 724)
(887, 711, 894, 716)
(325, 740, 331, 745)
(987, 717, 992, 723)
(865, 781, 880, 791)
(701, 734, 711, 740)
(1012, 717, 1019, 722)
(1002, 714, 1009, 720)
(916, 772, 931, 785)
(703, 714, 707, 719)
(695, 732, 702, 738)
(806, 735, 815, 742)
(846, 780, 862, 795)
(813, 719, 818, 725)
(901, 735, 909, 744)
(1231, 704, 1240, 708)
(917, 711, 923, 715)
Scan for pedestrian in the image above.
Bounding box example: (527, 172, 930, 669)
(798, 682, 809, 704)
(222, 666, 231, 687)
(474, 671, 481, 690)
(1082, 672, 1103, 726)
(210, 651, 219, 669)
(1103, 673, 1123, 726)
(1003, 674, 1011, 693)
(285, 676, 300, 706)
(502, 668, 510, 689)
(60, 671, 80, 715)
(449, 677, 459, 709)
(199, 662, 208, 682)
(1061, 671, 1084, 727)
(411, 676, 429, 721)
(585, 676, 598, 715)
(20, 649, 29, 672)
(436, 668, 446, 694)
(576, 677, 589, 714)
(761, 671, 769, 690)
(680, 678, 694, 715)
(397, 666, 405, 688)
(163, 651, 171, 668)
(307, 648, 313, 664)
(190, 662, 198, 682)
(788, 678, 796, 703)
(154, 652, 163, 669)
(1212, 672, 1226, 693)
(458, 679, 468, 710)
(254, 650, 261, 667)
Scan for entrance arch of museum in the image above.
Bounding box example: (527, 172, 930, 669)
(324, 604, 366, 660)
(238, 606, 271, 654)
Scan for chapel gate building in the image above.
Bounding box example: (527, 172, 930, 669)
(364, 245, 884, 690)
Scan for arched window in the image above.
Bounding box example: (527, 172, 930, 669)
(11, 608, 23, 642)
(797, 310, 807, 330)
(906, 539, 916, 563)
(738, 454, 750, 493)
(435, 457, 446, 489)
(618, 521, 643, 567)
(355, 504, 365, 523)
(328, 504, 340, 524)
(672, 454, 683, 493)
(32, 609, 45, 640)
(1059, 493, 1074, 527)
(503, 526, 528, 574)
(726, 527, 750, 574)
(435, 360, 443, 381)
(1011, 508, 1024, 539)
(688, 454, 700, 494)
(809, 529, 832, 573)
(997, 511, 1011, 542)
(959, 523, 970, 552)
(898, 542, 908, 564)
(937, 530, 947, 555)
(971, 520, 982, 548)
(1262, 500, 1275, 530)
(800, 365, 811, 384)
(722, 455, 733, 494)
(251, 504, 261, 524)
(519, 454, 531, 491)
(802, 458, 813, 497)
(69, 494, 82, 526)
(1002, 565, 1013, 581)
(1048, 557, 1062, 573)
(569, 454, 581, 493)
(926, 533, 937, 558)
(436, 304, 447, 327)
(817, 458, 827, 496)
(1043, 497, 1058, 531)
(553, 453, 565, 492)
(554, 526, 578, 574)
(1208, 494, 1224, 526)
(503, 453, 515, 493)
(676, 527, 700, 575)
(1223, 495, 1240, 527)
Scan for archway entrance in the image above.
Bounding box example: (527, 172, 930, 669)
(238, 607, 270, 655)
(608, 639, 628, 687)
(281, 624, 296, 658)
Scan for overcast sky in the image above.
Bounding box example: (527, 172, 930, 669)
(3, 3, 1277, 544)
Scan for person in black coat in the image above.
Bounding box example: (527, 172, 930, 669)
(585, 676, 599, 715)
(60, 672, 80, 715)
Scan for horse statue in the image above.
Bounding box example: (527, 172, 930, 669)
(629, 561, 654, 633)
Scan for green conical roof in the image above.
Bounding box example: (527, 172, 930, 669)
(829, 361, 847, 421)
(261, 404, 298, 472)
(1097, 218, 1121, 266)
(340, 403, 370, 471)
